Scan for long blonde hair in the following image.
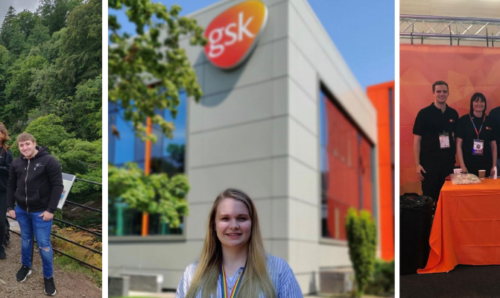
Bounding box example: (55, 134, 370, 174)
(186, 189, 276, 298)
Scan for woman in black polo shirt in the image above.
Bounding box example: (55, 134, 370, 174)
(456, 92, 497, 176)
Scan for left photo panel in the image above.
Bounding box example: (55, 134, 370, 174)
(0, 0, 102, 297)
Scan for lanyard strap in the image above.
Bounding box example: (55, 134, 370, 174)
(221, 264, 245, 298)
(469, 114, 486, 139)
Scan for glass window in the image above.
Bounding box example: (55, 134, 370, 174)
(109, 102, 135, 166)
(108, 92, 187, 237)
(320, 90, 374, 240)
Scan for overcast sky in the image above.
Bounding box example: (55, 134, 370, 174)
(0, 0, 40, 24)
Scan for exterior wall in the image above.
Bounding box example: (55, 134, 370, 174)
(367, 81, 395, 261)
(287, 0, 378, 291)
(109, 0, 379, 294)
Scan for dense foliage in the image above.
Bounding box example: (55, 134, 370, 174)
(345, 208, 377, 297)
(108, 163, 189, 228)
(0, 0, 102, 222)
(365, 259, 395, 295)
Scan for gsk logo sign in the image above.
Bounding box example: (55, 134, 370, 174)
(204, 0, 268, 69)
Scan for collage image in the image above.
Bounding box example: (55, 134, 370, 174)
(0, 0, 499, 297)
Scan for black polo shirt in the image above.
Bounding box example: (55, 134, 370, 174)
(413, 103, 459, 166)
(455, 114, 496, 170)
(488, 106, 500, 158)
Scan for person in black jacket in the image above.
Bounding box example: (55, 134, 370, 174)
(456, 93, 497, 176)
(6, 132, 63, 296)
(0, 123, 13, 260)
(413, 81, 459, 203)
(487, 104, 500, 170)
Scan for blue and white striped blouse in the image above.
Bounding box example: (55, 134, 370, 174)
(175, 254, 303, 298)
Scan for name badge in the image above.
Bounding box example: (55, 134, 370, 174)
(473, 139, 484, 155)
(439, 132, 450, 149)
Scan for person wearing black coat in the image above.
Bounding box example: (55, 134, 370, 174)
(0, 122, 13, 260)
(6, 132, 63, 295)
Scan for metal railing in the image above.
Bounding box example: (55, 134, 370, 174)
(7, 177, 102, 272)
(400, 15, 500, 46)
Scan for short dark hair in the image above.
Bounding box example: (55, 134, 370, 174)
(432, 81, 449, 93)
(469, 92, 487, 116)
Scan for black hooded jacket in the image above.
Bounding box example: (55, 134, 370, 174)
(0, 147, 13, 193)
(6, 146, 63, 213)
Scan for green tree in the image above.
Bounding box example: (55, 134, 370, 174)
(41, 28, 66, 63)
(3, 53, 48, 128)
(0, 8, 35, 57)
(345, 208, 377, 297)
(108, 0, 206, 140)
(0, 46, 13, 102)
(58, 138, 102, 204)
(69, 75, 102, 140)
(15, 10, 38, 39)
(59, 138, 102, 180)
(108, 163, 189, 227)
(7, 26, 26, 56)
(57, 0, 101, 87)
(26, 22, 51, 48)
(38, 0, 82, 35)
(0, 6, 18, 47)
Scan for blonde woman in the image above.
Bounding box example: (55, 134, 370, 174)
(176, 189, 303, 298)
(0, 122, 13, 260)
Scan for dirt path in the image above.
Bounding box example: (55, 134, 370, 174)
(0, 220, 102, 297)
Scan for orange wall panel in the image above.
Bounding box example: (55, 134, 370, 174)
(400, 45, 500, 196)
(367, 81, 395, 261)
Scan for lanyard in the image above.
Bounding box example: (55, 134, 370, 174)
(469, 114, 486, 139)
(221, 264, 245, 298)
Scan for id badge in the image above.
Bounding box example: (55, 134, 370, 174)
(439, 132, 450, 149)
(473, 139, 484, 155)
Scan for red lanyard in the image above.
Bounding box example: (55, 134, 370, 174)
(469, 114, 485, 139)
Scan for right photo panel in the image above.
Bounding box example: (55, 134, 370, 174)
(400, 0, 500, 296)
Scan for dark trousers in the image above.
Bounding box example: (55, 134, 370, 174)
(0, 192, 5, 245)
(421, 164, 454, 203)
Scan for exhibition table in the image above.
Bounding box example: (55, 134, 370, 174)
(418, 179, 500, 274)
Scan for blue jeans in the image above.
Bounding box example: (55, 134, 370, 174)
(15, 206, 53, 278)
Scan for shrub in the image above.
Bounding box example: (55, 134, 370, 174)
(365, 259, 395, 295)
(345, 208, 377, 297)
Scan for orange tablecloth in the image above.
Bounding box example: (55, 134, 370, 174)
(418, 179, 500, 274)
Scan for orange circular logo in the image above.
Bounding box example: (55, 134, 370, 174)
(204, 0, 268, 69)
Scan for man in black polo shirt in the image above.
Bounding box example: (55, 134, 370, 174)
(413, 80, 459, 203)
(488, 105, 500, 170)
